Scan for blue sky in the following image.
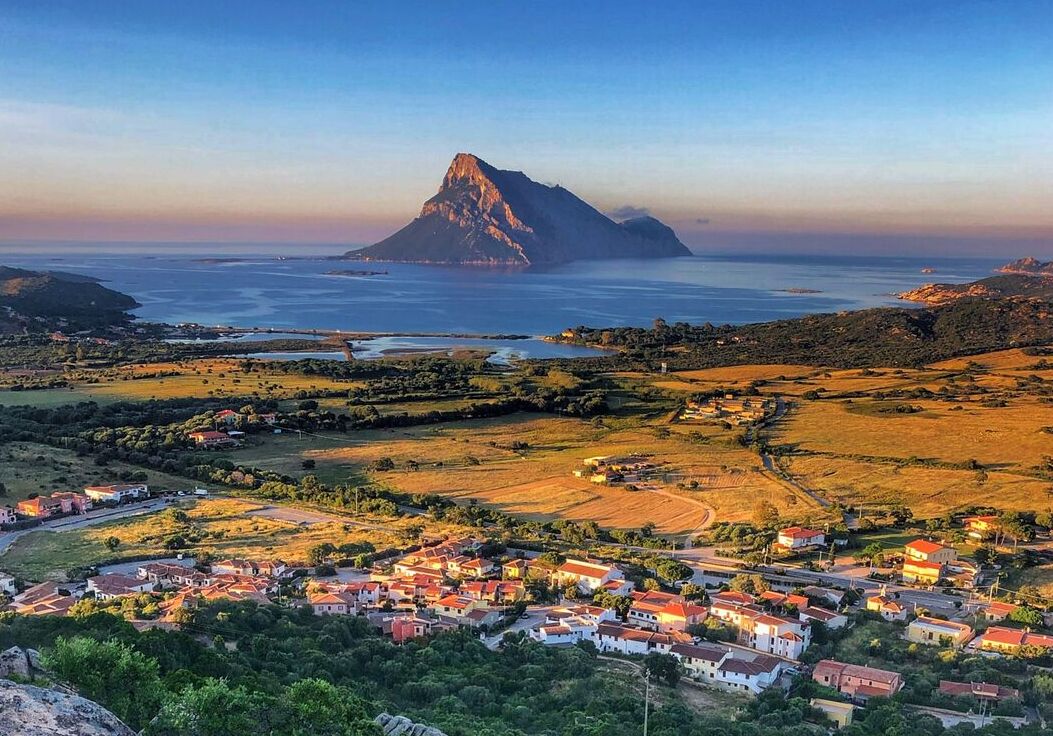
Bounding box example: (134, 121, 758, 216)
(0, 0, 1051, 254)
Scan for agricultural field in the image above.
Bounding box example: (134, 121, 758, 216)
(0, 442, 199, 504)
(0, 497, 454, 581)
(625, 349, 1053, 518)
(0, 359, 363, 406)
(285, 413, 810, 533)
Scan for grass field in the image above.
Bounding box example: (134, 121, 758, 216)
(774, 398, 1050, 469)
(0, 359, 363, 407)
(0, 442, 202, 504)
(292, 413, 810, 532)
(0, 498, 451, 581)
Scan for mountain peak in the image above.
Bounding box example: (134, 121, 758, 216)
(349, 155, 691, 266)
(443, 153, 490, 187)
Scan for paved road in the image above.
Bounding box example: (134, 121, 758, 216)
(483, 604, 558, 650)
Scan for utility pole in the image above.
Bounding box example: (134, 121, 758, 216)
(642, 670, 651, 736)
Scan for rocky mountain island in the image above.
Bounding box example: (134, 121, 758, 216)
(898, 257, 1053, 305)
(347, 153, 691, 266)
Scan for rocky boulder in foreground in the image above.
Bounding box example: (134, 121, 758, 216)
(0, 679, 136, 736)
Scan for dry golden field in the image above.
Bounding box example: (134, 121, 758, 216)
(298, 414, 811, 532)
(0, 498, 457, 581)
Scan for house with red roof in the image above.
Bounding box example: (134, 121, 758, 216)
(16, 496, 63, 519)
(866, 594, 907, 622)
(189, 430, 238, 448)
(309, 590, 358, 616)
(904, 539, 957, 564)
(939, 680, 1020, 704)
(627, 590, 707, 633)
(813, 660, 903, 703)
(979, 626, 1053, 655)
(593, 622, 692, 656)
(776, 526, 826, 550)
(554, 558, 631, 594)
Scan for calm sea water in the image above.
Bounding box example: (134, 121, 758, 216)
(4, 252, 1001, 336)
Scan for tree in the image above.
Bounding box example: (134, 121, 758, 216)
(104, 535, 121, 552)
(729, 573, 769, 595)
(654, 558, 692, 584)
(307, 542, 336, 566)
(751, 500, 779, 528)
(43, 636, 163, 730)
(280, 678, 377, 736)
(147, 678, 263, 736)
(1008, 605, 1044, 627)
(643, 652, 680, 686)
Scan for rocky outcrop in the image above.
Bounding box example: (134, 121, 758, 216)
(348, 153, 691, 266)
(997, 257, 1053, 276)
(0, 679, 136, 736)
(898, 274, 1053, 305)
(0, 646, 42, 679)
(374, 712, 449, 736)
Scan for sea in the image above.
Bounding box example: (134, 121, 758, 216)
(2, 250, 1004, 361)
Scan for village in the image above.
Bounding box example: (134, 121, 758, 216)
(3, 502, 1052, 730)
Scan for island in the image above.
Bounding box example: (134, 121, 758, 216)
(345, 153, 691, 266)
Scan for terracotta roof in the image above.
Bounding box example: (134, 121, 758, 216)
(939, 680, 1020, 700)
(558, 560, 615, 578)
(982, 626, 1053, 649)
(905, 539, 948, 555)
(779, 526, 823, 539)
(814, 659, 901, 686)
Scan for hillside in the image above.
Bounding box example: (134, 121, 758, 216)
(0, 266, 139, 331)
(348, 153, 691, 266)
(557, 297, 1053, 369)
(899, 273, 1053, 305)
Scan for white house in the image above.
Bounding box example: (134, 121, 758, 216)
(554, 559, 627, 594)
(592, 622, 691, 656)
(776, 526, 826, 549)
(0, 573, 16, 595)
(714, 652, 784, 695)
(84, 483, 148, 503)
(798, 606, 848, 630)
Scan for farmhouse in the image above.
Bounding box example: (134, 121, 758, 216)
(905, 616, 974, 647)
(188, 430, 238, 448)
(49, 492, 92, 514)
(0, 506, 15, 525)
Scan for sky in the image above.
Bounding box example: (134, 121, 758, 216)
(0, 0, 1051, 256)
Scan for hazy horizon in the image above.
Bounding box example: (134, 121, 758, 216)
(2, 1, 1051, 255)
